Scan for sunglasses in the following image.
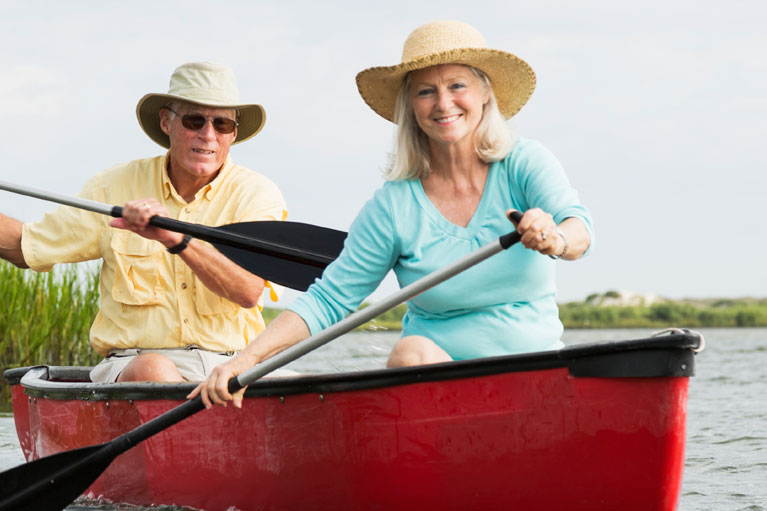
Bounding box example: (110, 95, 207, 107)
(165, 106, 238, 135)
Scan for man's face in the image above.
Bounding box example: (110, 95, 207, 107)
(161, 103, 238, 182)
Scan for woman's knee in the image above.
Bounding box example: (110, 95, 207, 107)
(387, 336, 451, 368)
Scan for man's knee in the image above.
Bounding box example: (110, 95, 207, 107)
(117, 353, 183, 382)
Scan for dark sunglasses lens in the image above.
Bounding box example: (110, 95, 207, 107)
(181, 115, 206, 130)
(178, 114, 236, 134)
(212, 118, 237, 134)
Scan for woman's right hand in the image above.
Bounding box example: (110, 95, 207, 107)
(188, 310, 313, 409)
(187, 353, 257, 409)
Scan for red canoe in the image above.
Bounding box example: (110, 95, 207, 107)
(4, 330, 702, 511)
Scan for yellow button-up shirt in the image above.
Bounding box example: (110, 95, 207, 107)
(21, 154, 287, 356)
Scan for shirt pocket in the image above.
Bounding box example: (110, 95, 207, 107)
(110, 232, 163, 305)
(193, 277, 240, 316)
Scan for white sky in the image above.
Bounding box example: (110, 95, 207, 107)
(1, 0, 765, 304)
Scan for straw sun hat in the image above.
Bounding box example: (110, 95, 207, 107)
(356, 20, 536, 123)
(136, 62, 266, 149)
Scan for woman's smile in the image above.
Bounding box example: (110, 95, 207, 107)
(434, 113, 462, 124)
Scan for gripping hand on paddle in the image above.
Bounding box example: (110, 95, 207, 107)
(111, 198, 184, 248)
(188, 353, 256, 409)
(506, 208, 591, 261)
(110, 197, 267, 307)
(188, 310, 312, 409)
(506, 208, 563, 257)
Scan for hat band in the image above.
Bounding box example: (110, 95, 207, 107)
(167, 88, 240, 106)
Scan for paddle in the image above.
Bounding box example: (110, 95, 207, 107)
(0, 213, 524, 511)
(0, 180, 346, 291)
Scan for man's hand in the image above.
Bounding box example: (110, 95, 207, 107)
(110, 198, 184, 248)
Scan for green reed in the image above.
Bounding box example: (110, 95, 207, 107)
(0, 260, 100, 404)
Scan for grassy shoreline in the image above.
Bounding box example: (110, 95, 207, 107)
(0, 261, 101, 404)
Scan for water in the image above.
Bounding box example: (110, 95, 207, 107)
(1, 327, 765, 510)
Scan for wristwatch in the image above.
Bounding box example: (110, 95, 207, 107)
(167, 234, 191, 255)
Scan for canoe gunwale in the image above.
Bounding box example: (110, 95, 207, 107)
(4, 331, 702, 402)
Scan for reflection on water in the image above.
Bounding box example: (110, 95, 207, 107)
(1, 328, 765, 510)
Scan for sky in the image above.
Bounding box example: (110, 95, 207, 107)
(1, 0, 765, 305)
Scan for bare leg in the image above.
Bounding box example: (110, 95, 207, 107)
(386, 335, 452, 368)
(117, 353, 184, 382)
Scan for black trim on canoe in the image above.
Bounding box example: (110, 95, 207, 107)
(3, 331, 702, 402)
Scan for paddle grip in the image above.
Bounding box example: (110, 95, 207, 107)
(499, 230, 522, 249)
(507, 210, 523, 224)
(500, 210, 524, 249)
(111, 206, 122, 217)
(228, 376, 245, 395)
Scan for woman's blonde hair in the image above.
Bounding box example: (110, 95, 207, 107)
(385, 65, 515, 181)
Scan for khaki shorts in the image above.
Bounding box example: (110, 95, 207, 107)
(90, 348, 299, 383)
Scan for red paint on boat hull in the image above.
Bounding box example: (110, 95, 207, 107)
(11, 366, 689, 510)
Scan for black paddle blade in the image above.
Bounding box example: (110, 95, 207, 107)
(214, 221, 346, 291)
(0, 443, 116, 511)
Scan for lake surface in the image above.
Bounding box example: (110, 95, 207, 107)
(1, 327, 765, 510)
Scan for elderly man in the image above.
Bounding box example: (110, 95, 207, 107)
(0, 62, 287, 383)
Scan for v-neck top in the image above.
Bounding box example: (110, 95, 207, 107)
(413, 166, 492, 234)
(289, 138, 594, 359)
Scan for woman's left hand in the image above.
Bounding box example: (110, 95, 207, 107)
(506, 208, 564, 258)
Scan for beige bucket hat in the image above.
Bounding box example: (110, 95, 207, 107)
(356, 20, 536, 123)
(136, 61, 266, 148)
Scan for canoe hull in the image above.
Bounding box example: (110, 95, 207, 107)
(6, 333, 700, 511)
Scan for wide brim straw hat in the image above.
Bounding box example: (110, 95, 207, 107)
(356, 20, 536, 123)
(136, 61, 266, 149)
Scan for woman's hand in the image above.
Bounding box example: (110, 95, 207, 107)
(187, 311, 314, 409)
(506, 208, 564, 258)
(187, 353, 257, 409)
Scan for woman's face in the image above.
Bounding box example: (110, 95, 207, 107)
(409, 64, 489, 150)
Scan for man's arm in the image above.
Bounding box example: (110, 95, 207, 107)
(110, 198, 264, 308)
(174, 237, 265, 308)
(0, 214, 28, 268)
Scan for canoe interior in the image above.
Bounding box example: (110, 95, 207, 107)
(4, 331, 702, 511)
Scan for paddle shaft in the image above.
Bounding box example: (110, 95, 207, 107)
(0, 210, 523, 511)
(85, 223, 524, 456)
(87, 226, 524, 458)
(232, 228, 522, 391)
(3, 226, 523, 489)
(0, 179, 333, 267)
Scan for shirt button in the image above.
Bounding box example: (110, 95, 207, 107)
(181, 283, 187, 289)
(185, 208, 190, 214)
(183, 318, 189, 324)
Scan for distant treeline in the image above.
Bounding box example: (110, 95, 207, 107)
(558, 299, 767, 328)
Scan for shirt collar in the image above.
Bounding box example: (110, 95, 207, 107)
(161, 153, 173, 200)
(202, 155, 234, 201)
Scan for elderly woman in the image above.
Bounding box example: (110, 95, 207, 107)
(191, 20, 593, 408)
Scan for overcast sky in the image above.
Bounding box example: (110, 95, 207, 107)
(1, 0, 764, 304)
